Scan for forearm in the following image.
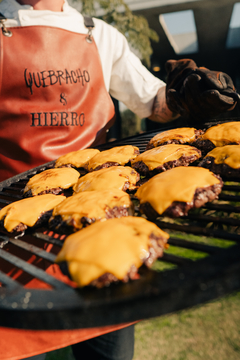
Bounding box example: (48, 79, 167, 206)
(148, 86, 180, 123)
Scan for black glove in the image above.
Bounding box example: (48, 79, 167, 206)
(165, 59, 239, 121)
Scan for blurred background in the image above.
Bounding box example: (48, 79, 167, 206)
(70, 0, 240, 138)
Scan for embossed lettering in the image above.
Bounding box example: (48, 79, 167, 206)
(30, 113, 42, 126)
(30, 112, 85, 127)
(57, 70, 65, 85)
(40, 71, 50, 88)
(71, 112, 78, 126)
(43, 112, 48, 126)
(50, 112, 59, 126)
(79, 112, 85, 126)
(76, 68, 84, 86)
(24, 68, 91, 95)
(83, 70, 90, 83)
(65, 69, 72, 85)
(24, 69, 33, 95)
(71, 71, 77, 83)
(60, 112, 70, 126)
(49, 70, 58, 86)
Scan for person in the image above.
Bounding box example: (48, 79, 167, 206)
(0, 1, 238, 360)
(0, 0, 178, 184)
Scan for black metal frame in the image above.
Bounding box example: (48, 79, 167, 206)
(0, 126, 239, 330)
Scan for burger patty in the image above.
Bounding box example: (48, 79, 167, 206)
(199, 156, 240, 179)
(88, 149, 140, 172)
(193, 139, 240, 156)
(146, 129, 203, 150)
(23, 187, 64, 197)
(90, 234, 166, 287)
(139, 179, 223, 218)
(60, 234, 167, 288)
(132, 152, 201, 177)
(49, 214, 87, 234)
(90, 161, 121, 171)
(49, 205, 134, 233)
(191, 139, 216, 155)
(54, 163, 88, 175)
(0, 209, 53, 234)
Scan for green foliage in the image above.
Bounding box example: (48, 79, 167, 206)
(121, 109, 138, 138)
(72, 0, 159, 66)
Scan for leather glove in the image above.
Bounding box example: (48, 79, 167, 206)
(165, 59, 239, 121)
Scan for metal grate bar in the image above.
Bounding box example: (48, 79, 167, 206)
(0, 234, 12, 242)
(34, 232, 65, 247)
(204, 202, 240, 213)
(0, 249, 70, 289)
(223, 185, 240, 192)
(0, 191, 22, 200)
(0, 269, 21, 288)
(168, 237, 221, 254)
(155, 220, 240, 242)
(9, 239, 57, 263)
(1, 186, 23, 191)
(161, 253, 193, 266)
(219, 193, 240, 202)
(186, 213, 240, 227)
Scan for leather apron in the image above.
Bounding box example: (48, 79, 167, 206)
(0, 24, 135, 360)
(0, 23, 115, 182)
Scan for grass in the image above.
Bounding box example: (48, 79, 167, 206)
(133, 291, 240, 360)
(46, 346, 74, 360)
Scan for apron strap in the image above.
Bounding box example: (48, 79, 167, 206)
(84, 16, 95, 29)
(84, 16, 95, 44)
(0, 12, 12, 37)
(0, 13, 95, 39)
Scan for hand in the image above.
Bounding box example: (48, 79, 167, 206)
(165, 59, 239, 121)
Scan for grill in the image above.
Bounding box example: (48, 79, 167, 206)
(0, 121, 240, 330)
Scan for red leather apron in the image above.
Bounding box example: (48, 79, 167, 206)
(0, 25, 115, 182)
(0, 26, 135, 360)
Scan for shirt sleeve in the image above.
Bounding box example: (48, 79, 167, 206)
(93, 19, 165, 119)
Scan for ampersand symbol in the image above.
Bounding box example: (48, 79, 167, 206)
(60, 93, 67, 106)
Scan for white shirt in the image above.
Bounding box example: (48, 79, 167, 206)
(0, 0, 165, 118)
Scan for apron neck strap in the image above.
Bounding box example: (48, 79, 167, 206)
(84, 16, 95, 29)
(0, 12, 12, 37)
(84, 16, 95, 44)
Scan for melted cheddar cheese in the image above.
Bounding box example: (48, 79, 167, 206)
(202, 122, 240, 146)
(135, 167, 221, 215)
(24, 168, 80, 196)
(148, 127, 197, 148)
(87, 145, 139, 171)
(55, 216, 169, 287)
(73, 166, 139, 193)
(0, 194, 66, 232)
(205, 145, 240, 169)
(55, 148, 100, 168)
(131, 144, 200, 170)
(51, 190, 132, 229)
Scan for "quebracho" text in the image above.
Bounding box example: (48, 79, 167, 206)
(25, 68, 90, 95)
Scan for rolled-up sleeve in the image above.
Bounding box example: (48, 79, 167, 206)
(94, 20, 165, 118)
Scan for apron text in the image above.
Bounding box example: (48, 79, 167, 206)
(25, 68, 90, 95)
(30, 112, 85, 127)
